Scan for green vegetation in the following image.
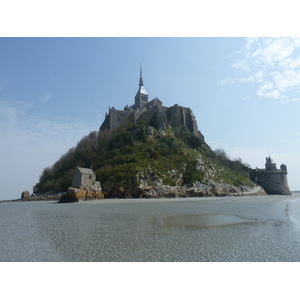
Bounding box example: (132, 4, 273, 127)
(34, 118, 254, 196)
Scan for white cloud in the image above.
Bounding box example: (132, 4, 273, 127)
(279, 55, 300, 69)
(257, 84, 283, 99)
(245, 37, 258, 51)
(243, 95, 251, 101)
(240, 76, 254, 83)
(254, 71, 264, 82)
(229, 37, 300, 102)
(256, 82, 273, 95)
(277, 97, 299, 104)
(265, 90, 282, 99)
(251, 38, 296, 66)
(232, 59, 250, 71)
(272, 70, 300, 92)
(218, 77, 235, 86)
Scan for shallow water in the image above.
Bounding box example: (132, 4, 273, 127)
(162, 214, 256, 229)
(1, 195, 300, 261)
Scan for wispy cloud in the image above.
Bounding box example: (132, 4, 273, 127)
(218, 77, 235, 86)
(256, 83, 283, 99)
(224, 37, 300, 103)
(232, 59, 250, 71)
(240, 76, 254, 83)
(0, 100, 96, 200)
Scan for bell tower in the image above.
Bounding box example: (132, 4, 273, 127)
(265, 156, 276, 171)
(134, 63, 148, 108)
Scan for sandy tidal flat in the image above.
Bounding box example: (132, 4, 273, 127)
(1, 195, 300, 261)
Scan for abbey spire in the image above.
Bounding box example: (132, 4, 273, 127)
(135, 63, 148, 108)
(139, 63, 144, 87)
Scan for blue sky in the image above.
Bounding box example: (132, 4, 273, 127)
(1, 37, 300, 200)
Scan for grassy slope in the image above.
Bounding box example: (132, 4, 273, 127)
(34, 120, 254, 195)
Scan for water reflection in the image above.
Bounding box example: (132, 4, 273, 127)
(162, 214, 256, 229)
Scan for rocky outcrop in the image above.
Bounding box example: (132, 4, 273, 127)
(100, 154, 254, 199)
(101, 178, 253, 199)
(134, 181, 252, 198)
(21, 191, 30, 199)
(2, 194, 62, 203)
(58, 187, 104, 203)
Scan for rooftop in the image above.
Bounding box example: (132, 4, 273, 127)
(77, 167, 94, 175)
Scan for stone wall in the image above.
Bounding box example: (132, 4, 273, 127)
(250, 157, 291, 195)
(99, 100, 203, 140)
(100, 107, 132, 131)
(255, 170, 291, 195)
(165, 104, 200, 138)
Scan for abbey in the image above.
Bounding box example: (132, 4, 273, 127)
(99, 66, 206, 144)
(250, 156, 291, 195)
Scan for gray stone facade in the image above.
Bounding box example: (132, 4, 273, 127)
(165, 104, 200, 138)
(250, 156, 291, 195)
(100, 107, 132, 131)
(72, 167, 101, 190)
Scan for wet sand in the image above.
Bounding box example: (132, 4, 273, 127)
(1, 195, 300, 261)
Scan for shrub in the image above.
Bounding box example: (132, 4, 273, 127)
(150, 150, 159, 159)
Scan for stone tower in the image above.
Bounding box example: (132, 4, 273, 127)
(265, 156, 276, 171)
(250, 156, 291, 195)
(134, 64, 149, 108)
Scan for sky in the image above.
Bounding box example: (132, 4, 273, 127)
(1, 36, 300, 200)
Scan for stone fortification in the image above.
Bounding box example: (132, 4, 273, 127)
(165, 104, 202, 139)
(250, 156, 291, 195)
(99, 66, 206, 145)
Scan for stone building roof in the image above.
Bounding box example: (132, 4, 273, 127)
(77, 167, 94, 175)
(136, 63, 148, 95)
(136, 85, 148, 96)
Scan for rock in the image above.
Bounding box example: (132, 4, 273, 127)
(97, 150, 255, 199)
(59, 187, 85, 203)
(58, 187, 104, 203)
(145, 125, 154, 136)
(21, 191, 30, 199)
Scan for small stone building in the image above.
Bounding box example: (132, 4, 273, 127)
(72, 167, 101, 190)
